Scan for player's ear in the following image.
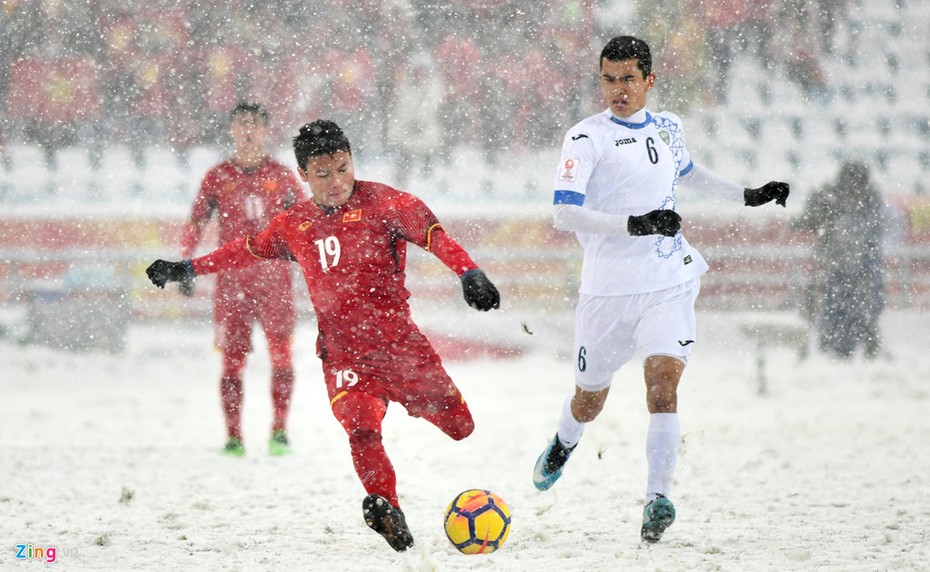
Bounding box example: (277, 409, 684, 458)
(297, 168, 309, 183)
(646, 73, 656, 90)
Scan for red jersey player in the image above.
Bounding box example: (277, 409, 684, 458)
(179, 102, 306, 457)
(146, 119, 500, 552)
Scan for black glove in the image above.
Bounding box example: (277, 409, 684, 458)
(461, 269, 500, 311)
(146, 259, 194, 289)
(627, 209, 681, 237)
(744, 181, 790, 207)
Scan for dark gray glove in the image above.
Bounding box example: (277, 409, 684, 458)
(461, 269, 500, 311)
(146, 259, 194, 289)
(627, 209, 681, 237)
(745, 181, 790, 207)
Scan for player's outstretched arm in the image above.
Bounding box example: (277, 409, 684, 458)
(147, 236, 272, 291)
(627, 209, 682, 237)
(426, 228, 500, 311)
(744, 181, 790, 207)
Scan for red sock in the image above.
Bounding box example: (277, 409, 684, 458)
(333, 392, 398, 506)
(271, 368, 294, 433)
(349, 429, 398, 507)
(221, 376, 243, 439)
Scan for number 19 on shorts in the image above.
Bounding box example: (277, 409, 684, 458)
(335, 369, 358, 389)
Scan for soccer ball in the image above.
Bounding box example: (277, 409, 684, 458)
(444, 489, 511, 554)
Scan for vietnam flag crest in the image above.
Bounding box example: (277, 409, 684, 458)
(343, 209, 362, 223)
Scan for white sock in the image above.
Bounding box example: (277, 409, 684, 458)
(645, 413, 680, 503)
(556, 394, 585, 448)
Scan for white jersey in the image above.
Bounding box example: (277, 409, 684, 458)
(553, 108, 709, 295)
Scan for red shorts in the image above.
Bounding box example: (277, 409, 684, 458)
(323, 328, 463, 419)
(214, 264, 296, 353)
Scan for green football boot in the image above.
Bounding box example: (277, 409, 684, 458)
(641, 494, 676, 543)
(268, 429, 293, 456)
(223, 436, 245, 457)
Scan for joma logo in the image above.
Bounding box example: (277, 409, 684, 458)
(615, 137, 637, 146)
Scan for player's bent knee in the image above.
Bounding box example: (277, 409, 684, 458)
(572, 400, 605, 423)
(222, 353, 247, 378)
(572, 387, 609, 423)
(348, 428, 383, 448)
(436, 401, 474, 441)
(268, 335, 293, 369)
(449, 417, 475, 441)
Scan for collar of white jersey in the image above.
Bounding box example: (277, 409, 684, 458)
(608, 109, 650, 129)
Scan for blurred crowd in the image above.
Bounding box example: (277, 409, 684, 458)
(638, 0, 850, 111)
(0, 0, 849, 168)
(0, 0, 596, 168)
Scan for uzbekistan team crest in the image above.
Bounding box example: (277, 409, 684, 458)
(658, 130, 670, 145)
(559, 158, 579, 182)
(343, 209, 362, 223)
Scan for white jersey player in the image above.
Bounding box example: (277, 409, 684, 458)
(533, 35, 790, 544)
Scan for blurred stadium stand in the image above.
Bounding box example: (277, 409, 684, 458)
(1, 0, 929, 323)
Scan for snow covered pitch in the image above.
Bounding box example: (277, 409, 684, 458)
(3, 309, 929, 570)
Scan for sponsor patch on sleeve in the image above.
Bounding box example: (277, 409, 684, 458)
(558, 158, 579, 183)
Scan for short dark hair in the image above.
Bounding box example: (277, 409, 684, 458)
(600, 36, 652, 77)
(292, 119, 352, 170)
(230, 101, 270, 124)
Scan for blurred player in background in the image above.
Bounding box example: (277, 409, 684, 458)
(147, 119, 500, 552)
(532, 36, 789, 543)
(179, 102, 306, 457)
(793, 159, 887, 359)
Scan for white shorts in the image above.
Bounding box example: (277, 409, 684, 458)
(572, 278, 700, 391)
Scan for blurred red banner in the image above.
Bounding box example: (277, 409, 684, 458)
(7, 57, 101, 122)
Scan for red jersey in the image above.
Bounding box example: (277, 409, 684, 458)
(180, 157, 305, 296)
(182, 157, 304, 253)
(191, 180, 478, 361)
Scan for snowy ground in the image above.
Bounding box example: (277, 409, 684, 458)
(3, 306, 929, 571)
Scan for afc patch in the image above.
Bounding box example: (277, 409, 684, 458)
(263, 179, 280, 192)
(343, 209, 362, 222)
(298, 220, 313, 231)
(684, 255, 692, 265)
(559, 158, 579, 182)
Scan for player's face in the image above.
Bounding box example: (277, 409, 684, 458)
(230, 113, 269, 156)
(300, 151, 355, 208)
(599, 58, 655, 118)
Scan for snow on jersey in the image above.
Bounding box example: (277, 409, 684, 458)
(181, 158, 305, 296)
(243, 180, 445, 360)
(184, 158, 305, 251)
(553, 109, 709, 295)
